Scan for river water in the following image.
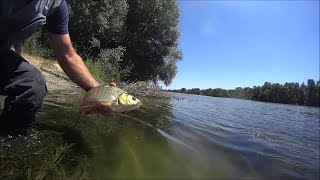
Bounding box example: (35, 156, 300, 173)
(0, 92, 319, 179)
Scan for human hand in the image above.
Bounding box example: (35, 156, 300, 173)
(110, 82, 116, 87)
(84, 101, 113, 115)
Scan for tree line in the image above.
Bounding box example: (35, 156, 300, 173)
(169, 79, 320, 107)
(24, 0, 181, 85)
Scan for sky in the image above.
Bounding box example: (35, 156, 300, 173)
(167, 0, 319, 90)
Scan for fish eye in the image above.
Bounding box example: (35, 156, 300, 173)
(132, 97, 136, 101)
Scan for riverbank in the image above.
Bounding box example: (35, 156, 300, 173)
(22, 53, 80, 92)
(22, 54, 168, 99)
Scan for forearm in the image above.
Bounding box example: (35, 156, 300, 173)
(57, 52, 99, 91)
(48, 33, 99, 91)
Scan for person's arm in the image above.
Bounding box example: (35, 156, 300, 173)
(48, 33, 99, 91)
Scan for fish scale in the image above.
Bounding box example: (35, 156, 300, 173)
(83, 85, 125, 103)
(81, 85, 142, 113)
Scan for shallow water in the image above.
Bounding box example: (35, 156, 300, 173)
(1, 92, 319, 179)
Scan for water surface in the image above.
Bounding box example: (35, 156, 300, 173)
(1, 92, 319, 179)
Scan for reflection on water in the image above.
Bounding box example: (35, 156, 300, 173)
(0, 91, 319, 179)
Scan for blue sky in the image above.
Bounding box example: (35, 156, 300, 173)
(168, 0, 319, 90)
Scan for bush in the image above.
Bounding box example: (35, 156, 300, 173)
(85, 47, 131, 84)
(24, 32, 132, 86)
(23, 32, 54, 58)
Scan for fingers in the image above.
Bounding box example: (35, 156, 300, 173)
(80, 101, 114, 116)
(92, 101, 113, 115)
(96, 104, 112, 113)
(110, 82, 117, 87)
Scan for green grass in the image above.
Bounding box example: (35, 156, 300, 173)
(85, 59, 110, 84)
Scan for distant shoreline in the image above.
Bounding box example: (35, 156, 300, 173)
(168, 81, 320, 107)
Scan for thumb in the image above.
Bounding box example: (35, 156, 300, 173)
(110, 82, 117, 87)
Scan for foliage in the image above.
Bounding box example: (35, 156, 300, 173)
(23, 31, 54, 58)
(120, 0, 182, 85)
(23, 0, 179, 85)
(23, 0, 182, 85)
(67, 0, 128, 58)
(85, 47, 131, 84)
(122, 81, 170, 98)
(169, 79, 320, 107)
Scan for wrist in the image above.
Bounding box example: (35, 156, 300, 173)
(85, 81, 100, 92)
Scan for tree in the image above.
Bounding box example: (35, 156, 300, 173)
(306, 79, 317, 106)
(188, 88, 201, 95)
(169, 79, 319, 107)
(181, 88, 187, 93)
(67, 0, 128, 58)
(120, 0, 182, 85)
(64, 0, 182, 85)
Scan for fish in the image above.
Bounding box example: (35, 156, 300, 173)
(80, 85, 142, 113)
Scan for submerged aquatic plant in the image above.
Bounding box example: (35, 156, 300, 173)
(26, 143, 70, 179)
(0, 126, 90, 179)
